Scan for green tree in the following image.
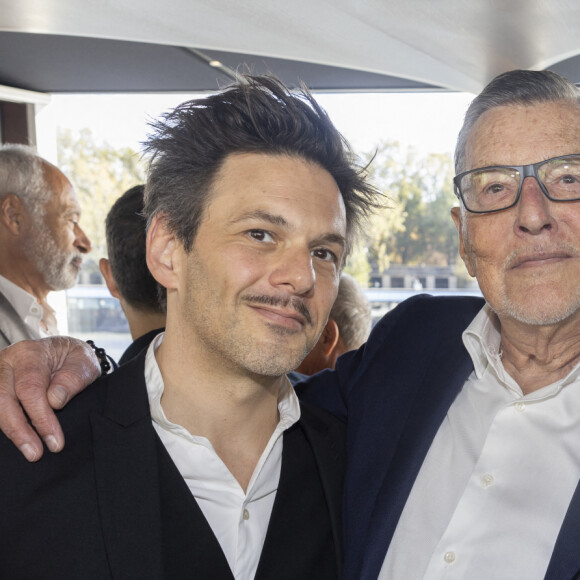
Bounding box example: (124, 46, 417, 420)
(359, 140, 460, 269)
(412, 152, 460, 266)
(344, 141, 407, 284)
(57, 128, 146, 261)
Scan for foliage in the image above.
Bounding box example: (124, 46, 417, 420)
(344, 142, 407, 282)
(345, 141, 461, 285)
(57, 128, 146, 261)
(56, 130, 463, 288)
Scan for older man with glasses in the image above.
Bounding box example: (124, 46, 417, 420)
(2, 69, 580, 579)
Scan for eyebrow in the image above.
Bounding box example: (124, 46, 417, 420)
(64, 209, 81, 218)
(231, 209, 346, 249)
(311, 232, 346, 250)
(229, 209, 289, 227)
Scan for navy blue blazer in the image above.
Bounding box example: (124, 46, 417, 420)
(297, 294, 580, 580)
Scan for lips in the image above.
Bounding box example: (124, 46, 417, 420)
(243, 294, 312, 326)
(251, 304, 308, 327)
(509, 250, 572, 269)
(70, 257, 83, 269)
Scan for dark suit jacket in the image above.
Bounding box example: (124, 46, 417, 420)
(117, 327, 164, 365)
(297, 294, 580, 580)
(0, 352, 345, 579)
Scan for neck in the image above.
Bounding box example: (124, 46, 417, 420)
(498, 314, 580, 394)
(0, 271, 49, 303)
(155, 330, 285, 491)
(0, 253, 50, 303)
(121, 301, 166, 341)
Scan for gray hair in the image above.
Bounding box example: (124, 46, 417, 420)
(455, 70, 580, 174)
(0, 144, 51, 219)
(331, 274, 371, 350)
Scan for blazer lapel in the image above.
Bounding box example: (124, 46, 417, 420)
(92, 353, 235, 580)
(91, 354, 166, 579)
(299, 403, 346, 572)
(544, 479, 580, 579)
(351, 330, 474, 580)
(256, 405, 345, 580)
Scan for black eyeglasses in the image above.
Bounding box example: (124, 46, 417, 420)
(453, 154, 580, 214)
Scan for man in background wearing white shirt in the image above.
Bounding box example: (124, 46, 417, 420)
(0, 144, 91, 347)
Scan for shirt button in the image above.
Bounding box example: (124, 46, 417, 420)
(515, 402, 526, 412)
(444, 551, 456, 564)
(481, 474, 494, 487)
(242, 509, 250, 521)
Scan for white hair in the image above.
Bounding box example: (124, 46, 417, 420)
(0, 144, 51, 219)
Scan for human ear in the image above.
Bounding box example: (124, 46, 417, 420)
(0, 194, 27, 234)
(321, 318, 340, 357)
(99, 258, 120, 299)
(451, 207, 476, 278)
(146, 215, 180, 290)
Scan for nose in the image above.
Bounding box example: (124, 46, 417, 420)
(74, 223, 92, 254)
(514, 176, 556, 236)
(269, 247, 316, 297)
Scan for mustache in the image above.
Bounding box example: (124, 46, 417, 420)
(243, 294, 312, 325)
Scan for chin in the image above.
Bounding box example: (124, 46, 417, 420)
(242, 345, 309, 377)
(498, 296, 580, 326)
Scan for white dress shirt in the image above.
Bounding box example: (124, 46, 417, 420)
(0, 274, 56, 337)
(144, 333, 301, 580)
(380, 304, 580, 580)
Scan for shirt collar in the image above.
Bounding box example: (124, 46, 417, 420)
(462, 303, 503, 380)
(0, 274, 42, 322)
(463, 302, 580, 399)
(144, 332, 301, 436)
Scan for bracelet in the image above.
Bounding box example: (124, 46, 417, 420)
(86, 340, 113, 375)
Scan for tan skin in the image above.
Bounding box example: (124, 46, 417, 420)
(0, 336, 100, 460)
(295, 318, 343, 375)
(452, 101, 580, 394)
(0, 163, 91, 302)
(146, 152, 346, 490)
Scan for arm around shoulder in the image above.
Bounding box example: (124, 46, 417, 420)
(0, 336, 102, 461)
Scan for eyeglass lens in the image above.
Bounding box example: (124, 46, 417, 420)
(459, 155, 580, 212)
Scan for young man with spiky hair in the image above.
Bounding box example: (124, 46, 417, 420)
(0, 76, 380, 580)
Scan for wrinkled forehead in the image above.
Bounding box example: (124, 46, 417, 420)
(464, 102, 580, 170)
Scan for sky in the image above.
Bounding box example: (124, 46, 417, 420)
(35, 90, 475, 165)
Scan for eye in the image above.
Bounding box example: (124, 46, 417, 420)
(311, 247, 338, 263)
(248, 229, 274, 243)
(485, 183, 505, 195)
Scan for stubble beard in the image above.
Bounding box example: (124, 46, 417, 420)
(22, 220, 82, 291)
(496, 284, 580, 327)
(238, 295, 316, 376)
(184, 255, 315, 378)
(191, 298, 314, 378)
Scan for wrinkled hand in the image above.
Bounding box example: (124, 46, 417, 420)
(0, 337, 101, 461)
